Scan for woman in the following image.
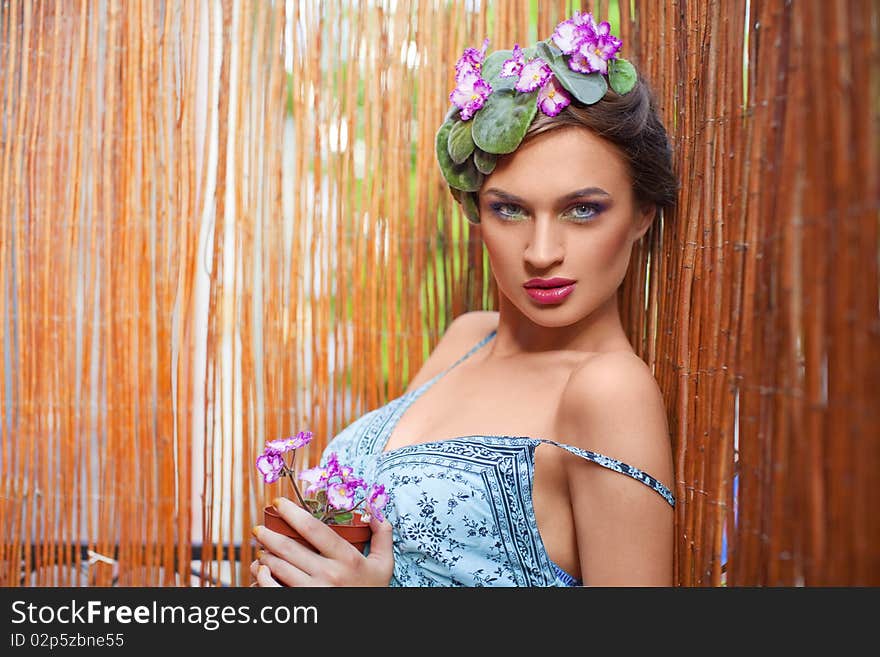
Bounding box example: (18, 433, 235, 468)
(252, 12, 677, 587)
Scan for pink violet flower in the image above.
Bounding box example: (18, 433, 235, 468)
(298, 464, 331, 496)
(256, 450, 285, 484)
(577, 21, 621, 75)
(567, 51, 594, 74)
(322, 453, 342, 480)
(258, 434, 387, 527)
(450, 39, 493, 120)
(515, 58, 552, 93)
(450, 69, 492, 121)
(327, 483, 357, 511)
(266, 430, 313, 453)
(501, 49, 553, 95)
(537, 75, 572, 117)
(552, 12, 621, 75)
(455, 37, 489, 76)
(500, 44, 525, 78)
(552, 11, 595, 54)
(362, 484, 389, 523)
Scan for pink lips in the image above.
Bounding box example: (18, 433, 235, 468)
(523, 278, 576, 305)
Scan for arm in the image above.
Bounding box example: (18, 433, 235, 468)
(554, 352, 674, 586)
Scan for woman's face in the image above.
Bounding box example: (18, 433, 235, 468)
(477, 126, 654, 329)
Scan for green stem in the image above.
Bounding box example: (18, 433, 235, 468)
(284, 451, 309, 511)
(319, 498, 366, 524)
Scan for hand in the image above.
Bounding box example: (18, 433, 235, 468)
(250, 496, 394, 587)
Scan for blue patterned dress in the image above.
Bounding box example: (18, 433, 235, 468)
(320, 329, 675, 586)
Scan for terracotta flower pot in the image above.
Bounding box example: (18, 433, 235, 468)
(263, 505, 372, 553)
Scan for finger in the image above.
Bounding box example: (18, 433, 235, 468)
(258, 550, 312, 587)
(252, 524, 326, 575)
(256, 564, 282, 587)
(250, 559, 261, 581)
(366, 516, 394, 562)
(273, 497, 359, 559)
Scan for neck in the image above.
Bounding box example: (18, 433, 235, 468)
(488, 291, 632, 358)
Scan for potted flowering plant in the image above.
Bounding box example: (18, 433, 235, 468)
(256, 430, 388, 553)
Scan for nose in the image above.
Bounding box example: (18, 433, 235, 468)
(523, 216, 564, 270)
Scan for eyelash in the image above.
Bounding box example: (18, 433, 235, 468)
(487, 201, 605, 223)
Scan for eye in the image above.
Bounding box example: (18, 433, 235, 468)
(488, 202, 527, 221)
(563, 202, 604, 222)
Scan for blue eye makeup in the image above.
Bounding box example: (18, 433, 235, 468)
(488, 201, 527, 221)
(562, 202, 605, 222)
(487, 200, 606, 223)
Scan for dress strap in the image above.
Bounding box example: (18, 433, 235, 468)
(536, 438, 675, 507)
(452, 328, 497, 368)
(426, 328, 497, 385)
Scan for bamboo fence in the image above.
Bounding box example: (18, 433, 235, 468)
(0, 0, 877, 587)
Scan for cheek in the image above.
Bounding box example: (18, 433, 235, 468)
(481, 238, 525, 296)
(483, 240, 517, 277)
(552, 222, 633, 276)
(592, 228, 633, 266)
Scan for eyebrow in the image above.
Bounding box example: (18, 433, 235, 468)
(482, 186, 611, 204)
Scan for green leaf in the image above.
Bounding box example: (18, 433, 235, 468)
(472, 87, 538, 155)
(536, 41, 566, 74)
(452, 187, 481, 224)
(436, 118, 484, 192)
(608, 58, 637, 95)
(447, 119, 475, 164)
(536, 41, 607, 105)
(481, 49, 514, 88)
(473, 148, 497, 175)
(461, 191, 480, 224)
(331, 512, 353, 524)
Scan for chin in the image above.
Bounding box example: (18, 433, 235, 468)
(533, 312, 585, 327)
(517, 301, 591, 328)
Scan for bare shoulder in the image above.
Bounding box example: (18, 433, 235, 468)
(554, 350, 673, 488)
(447, 310, 500, 340)
(403, 311, 499, 393)
(554, 350, 674, 585)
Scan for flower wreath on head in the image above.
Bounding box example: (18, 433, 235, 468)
(436, 11, 637, 224)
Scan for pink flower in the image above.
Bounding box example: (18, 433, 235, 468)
(256, 450, 285, 484)
(455, 37, 489, 77)
(298, 464, 330, 496)
(551, 13, 621, 75)
(450, 40, 493, 120)
(500, 44, 525, 78)
(266, 430, 313, 454)
(552, 11, 595, 54)
(327, 483, 357, 511)
(567, 51, 594, 74)
(450, 69, 492, 121)
(257, 431, 386, 529)
(501, 48, 553, 95)
(537, 75, 572, 117)
(515, 58, 552, 93)
(361, 484, 389, 523)
(577, 22, 621, 75)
